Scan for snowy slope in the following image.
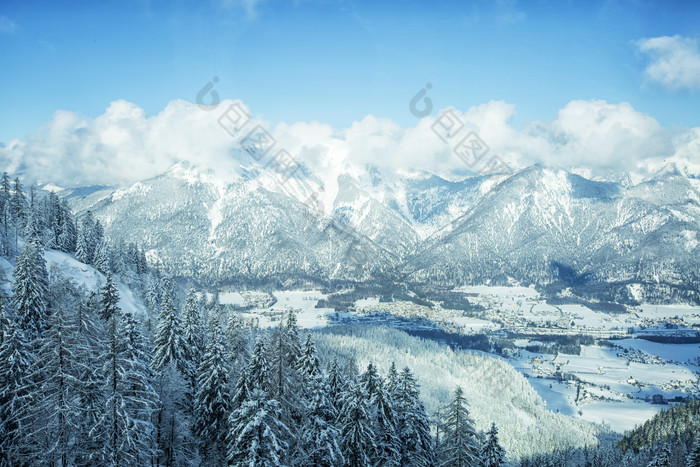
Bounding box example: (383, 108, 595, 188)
(44, 249, 146, 318)
(317, 326, 601, 460)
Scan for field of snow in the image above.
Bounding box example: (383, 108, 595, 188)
(511, 343, 700, 431)
(218, 291, 245, 306)
(455, 285, 540, 298)
(231, 290, 335, 329)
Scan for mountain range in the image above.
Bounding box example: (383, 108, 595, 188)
(63, 159, 700, 303)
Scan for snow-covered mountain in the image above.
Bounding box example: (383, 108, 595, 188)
(66, 161, 700, 303)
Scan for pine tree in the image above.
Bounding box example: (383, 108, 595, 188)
(57, 207, 77, 253)
(481, 423, 506, 467)
(75, 225, 91, 264)
(385, 361, 400, 399)
(29, 279, 82, 465)
(12, 238, 49, 340)
(193, 323, 230, 464)
(269, 320, 303, 397)
(395, 366, 434, 467)
(182, 288, 204, 397)
(231, 367, 251, 410)
(285, 309, 302, 367)
(439, 386, 480, 467)
(688, 433, 700, 466)
(227, 388, 291, 466)
(10, 177, 27, 228)
(299, 332, 322, 384)
(327, 356, 346, 413)
(74, 292, 108, 466)
(225, 311, 248, 368)
(76, 211, 96, 264)
(648, 443, 672, 466)
(115, 310, 159, 465)
(248, 337, 270, 391)
(152, 291, 183, 373)
(338, 383, 376, 466)
(372, 382, 401, 467)
(301, 375, 344, 466)
(360, 362, 381, 401)
(100, 273, 122, 466)
(0, 313, 34, 465)
(93, 240, 111, 274)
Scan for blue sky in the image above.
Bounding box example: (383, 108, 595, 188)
(1, 0, 699, 142)
(1, 0, 700, 186)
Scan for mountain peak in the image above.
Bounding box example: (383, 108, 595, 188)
(645, 161, 687, 181)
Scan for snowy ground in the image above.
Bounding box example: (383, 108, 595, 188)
(225, 290, 336, 329)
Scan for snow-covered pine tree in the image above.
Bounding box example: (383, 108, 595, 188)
(227, 388, 291, 466)
(299, 332, 322, 384)
(371, 381, 401, 467)
(0, 172, 9, 217)
(137, 248, 148, 275)
(193, 323, 230, 464)
(359, 362, 381, 401)
(268, 322, 302, 400)
(182, 287, 204, 397)
(152, 289, 191, 465)
(99, 273, 122, 466)
(327, 356, 346, 414)
(93, 240, 112, 275)
(225, 311, 248, 369)
(395, 366, 435, 467)
(285, 309, 302, 368)
(76, 211, 96, 264)
(231, 367, 251, 410)
(688, 433, 700, 466)
(10, 177, 27, 228)
(74, 291, 109, 466)
(300, 375, 344, 466)
(385, 361, 399, 399)
(116, 310, 159, 465)
(12, 237, 49, 340)
(338, 382, 376, 466)
(248, 336, 270, 391)
(0, 311, 34, 465)
(75, 224, 91, 264)
(152, 291, 184, 373)
(481, 423, 506, 467)
(58, 199, 77, 252)
(439, 386, 480, 467)
(267, 321, 305, 458)
(648, 443, 672, 466)
(28, 275, 82, 465)
(92, 219, 104, 255)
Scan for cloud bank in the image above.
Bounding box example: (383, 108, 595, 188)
(638, 35, 700, 91)
(1, 97, 699, 189)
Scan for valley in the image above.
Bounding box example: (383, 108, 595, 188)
(219, 285, 700, 433)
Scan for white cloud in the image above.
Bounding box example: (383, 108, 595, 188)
(2, 97, 698, 188)
(0, 16, 18, 34)
(638, 35, 700, 91)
